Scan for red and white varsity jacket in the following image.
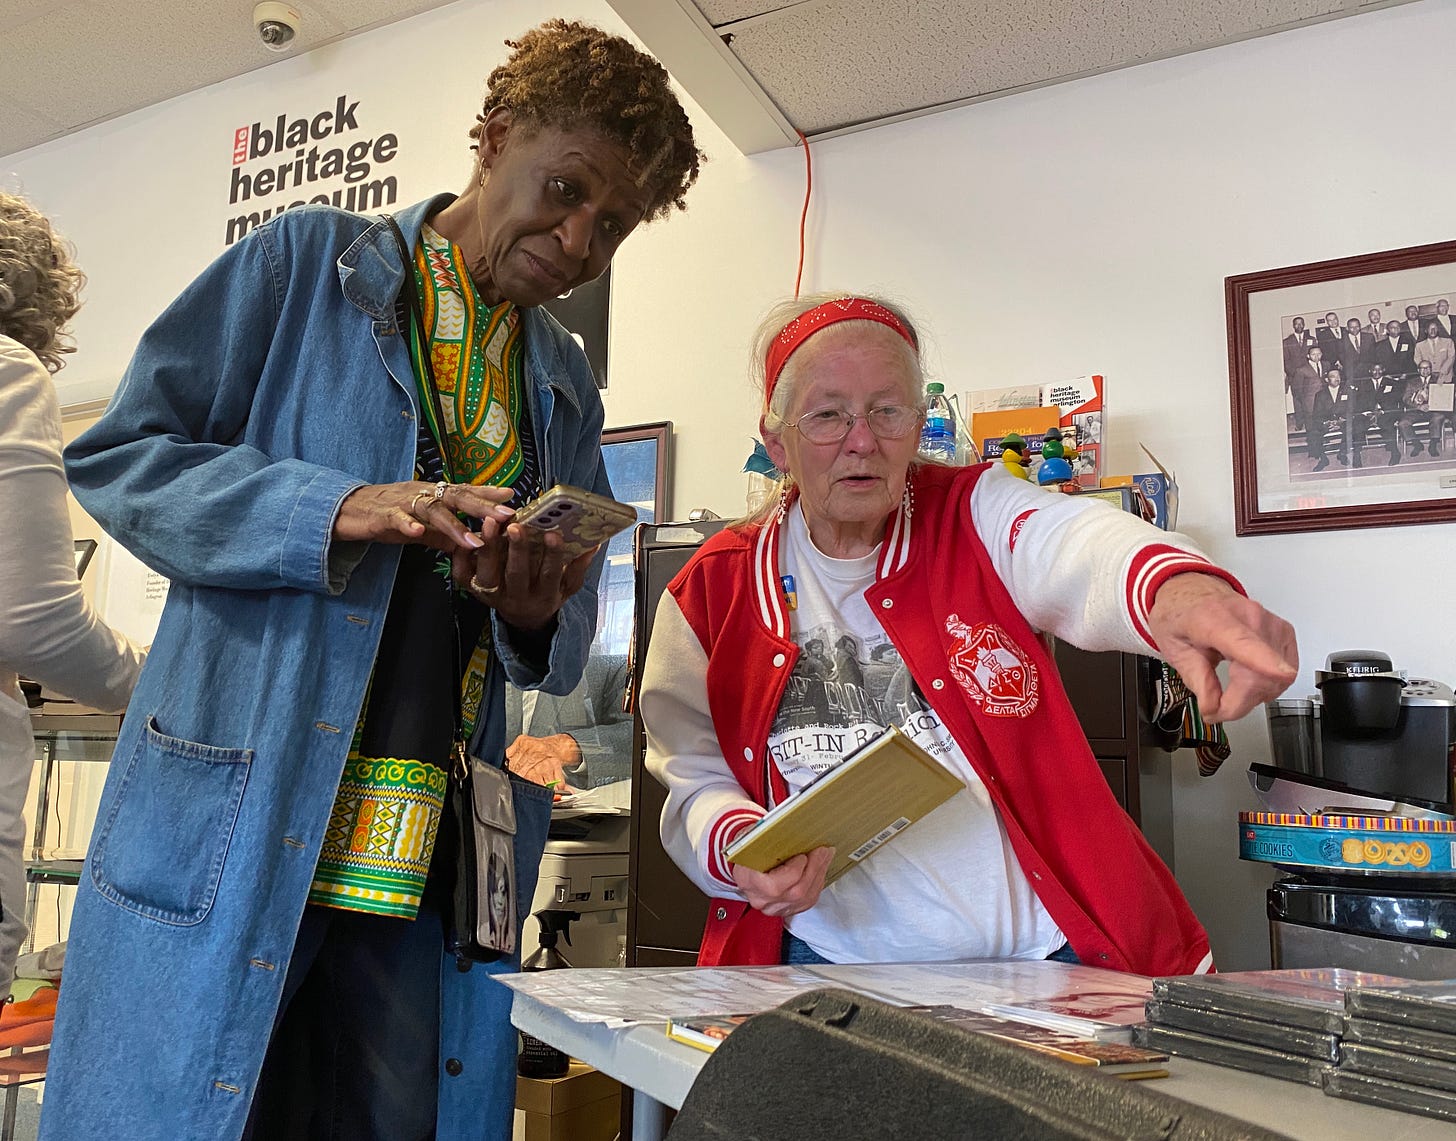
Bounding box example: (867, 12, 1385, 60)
(640, 462, 1238, 974)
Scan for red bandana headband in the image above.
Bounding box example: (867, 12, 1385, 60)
(764, 297, 918, 408)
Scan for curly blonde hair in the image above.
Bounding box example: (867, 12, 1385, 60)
(470, 19, 703, 222)
(0, 193, 84, 373)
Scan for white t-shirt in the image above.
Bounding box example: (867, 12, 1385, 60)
(771, 503, 1063, 963)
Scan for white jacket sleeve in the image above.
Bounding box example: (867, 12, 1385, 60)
(640, 597, 762, 899)
(0, 341, 144, 709)
(968, 463, 1235, 655)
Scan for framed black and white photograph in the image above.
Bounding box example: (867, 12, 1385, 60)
(1227, 239, 1456, 535)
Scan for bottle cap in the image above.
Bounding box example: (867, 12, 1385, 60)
(926, 382, 945, 394)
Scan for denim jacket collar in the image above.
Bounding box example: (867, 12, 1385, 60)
(336, 194, 582, 420)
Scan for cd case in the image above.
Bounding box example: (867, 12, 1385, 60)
(1344, 978, 1456, 1035)
(1344, 1015, 1456, 1063)
(1323, 1068, 1456, 1124)
(1132, 1024, 1330, 1086)
(1150, 968, 1401, 1034)
(1338, 1041, 1456, 1094)
(1142, 999, 1339, 1062)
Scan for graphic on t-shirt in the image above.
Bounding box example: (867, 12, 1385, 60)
(769, 621, 950, 794)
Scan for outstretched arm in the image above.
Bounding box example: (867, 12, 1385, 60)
(1146, 572, 1297, 722)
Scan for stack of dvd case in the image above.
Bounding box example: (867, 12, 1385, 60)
(1326, 979, 1456, 1122)
(1131, 969, 1402, 1086)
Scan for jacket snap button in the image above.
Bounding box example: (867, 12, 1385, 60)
(743, 747, 753, 761)
(880, 598, 893, 609)
(931, 679, 945, 690)
(772, 653, 786, 668)
(715, 907, 728, 921)
(445, 1058, 463, 1076)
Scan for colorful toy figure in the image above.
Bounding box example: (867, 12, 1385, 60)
(1036, 426, 1076, 487)
(1000, 433, 1029, 480)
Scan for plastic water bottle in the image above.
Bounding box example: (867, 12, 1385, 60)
(919, 382, 958, 463)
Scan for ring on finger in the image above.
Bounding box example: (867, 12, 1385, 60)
(432, 480, 449, 501)
(408, 491, 432, 518)
(469, 575, 501, 596)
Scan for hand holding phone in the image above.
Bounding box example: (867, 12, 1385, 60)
(512, 485, 637, 559)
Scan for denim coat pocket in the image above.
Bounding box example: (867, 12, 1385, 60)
(89, 715, 252, 926)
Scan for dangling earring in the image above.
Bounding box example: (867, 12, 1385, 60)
(901, 478, 915, 520)
(777, 481, 792, 524)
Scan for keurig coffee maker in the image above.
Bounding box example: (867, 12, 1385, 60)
(1242, 650, 1456, 978)
(1315, 650, 1456, 807)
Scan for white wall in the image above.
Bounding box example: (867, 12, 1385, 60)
(8, 0, 1456, 969)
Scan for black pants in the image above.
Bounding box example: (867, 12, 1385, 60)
(242, 904, 442, 1141)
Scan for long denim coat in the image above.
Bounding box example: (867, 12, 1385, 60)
(41, 196, 608, 1140)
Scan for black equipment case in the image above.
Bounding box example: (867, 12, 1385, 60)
(666, 989, 1292, 1141)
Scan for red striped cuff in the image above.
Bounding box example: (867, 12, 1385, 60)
(1008, 509, 1037, 553)
(1127, 545, 1245, 651)
(708, 808, 765, 889)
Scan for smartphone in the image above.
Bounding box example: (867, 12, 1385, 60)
(512, 484, 638, 559)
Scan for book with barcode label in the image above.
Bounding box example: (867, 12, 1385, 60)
(724, 725, 965, 886)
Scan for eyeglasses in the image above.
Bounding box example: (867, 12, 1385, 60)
(789, 405, 922, 445)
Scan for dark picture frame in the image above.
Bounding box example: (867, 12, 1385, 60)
(540, 269, 611, 390)
(73, 538, 98, 578)
(594, 422, 672, 657)
(1227, 239, 1456, 536)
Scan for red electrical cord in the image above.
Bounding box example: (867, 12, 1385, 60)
(793, 129, 812, 299)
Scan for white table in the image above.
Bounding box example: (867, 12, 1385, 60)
(508, 969, 1456, 1141)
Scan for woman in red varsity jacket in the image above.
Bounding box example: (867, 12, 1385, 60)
(639, 293, 1297, 976)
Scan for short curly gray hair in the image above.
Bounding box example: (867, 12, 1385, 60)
(0, 193, 85, 373)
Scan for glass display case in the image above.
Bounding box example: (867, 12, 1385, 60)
(24, 714, 119, 953)
(1, 713, 121, 1138)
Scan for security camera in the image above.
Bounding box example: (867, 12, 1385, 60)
(253, 2, 301, 52)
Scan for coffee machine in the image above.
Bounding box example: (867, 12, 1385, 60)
(1253, 650, 1456, 811)
(1314, 650, 1456, 807)
(1243, 650, 1456, 977)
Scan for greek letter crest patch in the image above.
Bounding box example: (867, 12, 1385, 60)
(945, 615, 1039, 717)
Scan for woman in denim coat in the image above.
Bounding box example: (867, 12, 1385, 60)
(41, 21, 700, 1141)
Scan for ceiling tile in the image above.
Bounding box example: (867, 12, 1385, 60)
(0, 0, 347, 150)
(0, 100, 65, 164)
(0, 0, 70, 26)
(307, 0, 457, 33)
(693, 0, 812, 25)
(723, 0, 1348, 134)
